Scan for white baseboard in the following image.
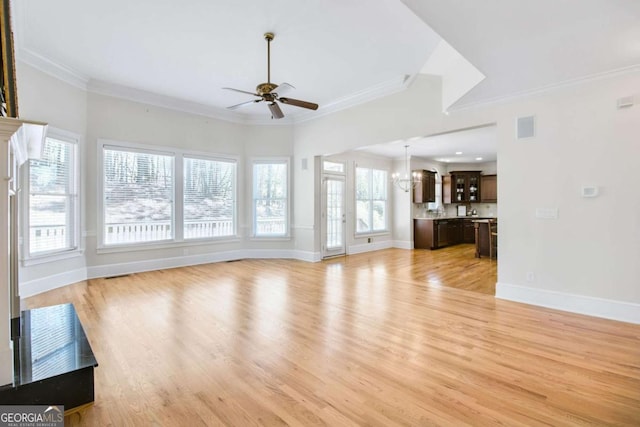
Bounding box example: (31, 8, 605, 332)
(21, 249, 323, 297)
(87, 250, 244, 279)
(392, 240, 413, 250)
(291, 250, 322, 262)
(496, 282, 640, 324)
(348, 240, 393, 255)
(20, 268, 88, 298)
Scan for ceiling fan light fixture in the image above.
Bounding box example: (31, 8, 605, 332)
(222, 32, 319, 119)
(268, 102, 284, 119)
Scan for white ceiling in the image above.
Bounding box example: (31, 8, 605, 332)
(13, 0, 441, 122)
(402, 0, 640, 109)
(13, 1, 639, 156)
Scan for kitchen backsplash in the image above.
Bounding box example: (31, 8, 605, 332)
(414, 203, 497, 218)
(445, 203, 497, 218)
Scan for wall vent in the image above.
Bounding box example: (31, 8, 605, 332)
(516, 115, 536, 139)
(617, 96, 634, 109)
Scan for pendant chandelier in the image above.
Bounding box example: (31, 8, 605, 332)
(392, 145, 421, 192)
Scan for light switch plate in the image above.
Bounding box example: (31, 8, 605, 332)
(581, 186, 599, 197)
(536, 208, 559, 219)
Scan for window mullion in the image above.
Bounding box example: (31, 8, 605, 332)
(175, 155, 184, 242)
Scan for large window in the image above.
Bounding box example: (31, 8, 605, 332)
(27, 135, 78, 256)
(355, 167, 388, 234)
(184, 156, 236, 239)
(103, 146, 174, 245)
(252, 160, 289, 237)
(100, 142, 238, 248)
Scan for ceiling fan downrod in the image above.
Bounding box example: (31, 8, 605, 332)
(256, 33, 277, 96)
(265, 32, 273, 84)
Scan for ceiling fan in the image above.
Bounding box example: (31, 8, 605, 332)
(223, 32, 319, 119)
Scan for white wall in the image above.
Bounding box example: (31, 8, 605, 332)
(489, 74, 640, 320)
(16, 63, 88, 289)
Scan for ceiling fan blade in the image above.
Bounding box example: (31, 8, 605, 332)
(279, 97, 319, 111)
(227, 99, 262, 110)
(222, 87, 260, 97)
(268, 102, 284, 119)
(275, 82, 295, 95)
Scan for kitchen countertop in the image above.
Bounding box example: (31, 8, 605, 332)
(414, 216, 496, 220)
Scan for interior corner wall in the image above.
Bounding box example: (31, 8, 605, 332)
(15, 62, 89, 289)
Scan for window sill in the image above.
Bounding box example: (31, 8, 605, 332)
(21, 249, 84, 267)
(249, 236, 291, 241)
(96, 237, 242, 254)
(354, 231, 390, 238)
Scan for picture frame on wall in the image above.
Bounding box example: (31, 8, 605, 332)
(0, 0, 18, 118)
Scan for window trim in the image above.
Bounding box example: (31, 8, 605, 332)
(251, 157, 291, 239)
(21, 128, 81, 264)
(97, 139, 239, 251)
(183, 153, 238, 241)
(354, 166, 389, 236)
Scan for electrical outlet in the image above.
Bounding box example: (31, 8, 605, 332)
(526, 272, 535, 282)
(367, 237, 372, 243)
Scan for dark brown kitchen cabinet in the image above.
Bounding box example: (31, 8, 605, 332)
(436, 220, 450, 247)
(414, 219, 435, 249)
(412, 170, 436, 203)
(442, 175, 451, 204)
(414, 219, 448, 249)
(415, 217, 493, 250)
(462, 219, 475, 243)
(414, 218, 469, 249)
(481, 174, 497, 202)
(448, 220, 462, 244)
(443, 171, 481, 204)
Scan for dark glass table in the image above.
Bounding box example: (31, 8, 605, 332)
(0, 303, 98, 411)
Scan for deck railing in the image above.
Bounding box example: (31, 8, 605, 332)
(31, 217, 287, 248)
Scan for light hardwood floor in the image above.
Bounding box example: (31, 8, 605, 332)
(24, 246, 640, 426)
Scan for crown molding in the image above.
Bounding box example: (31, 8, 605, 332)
(19, 47, 415, 126)
(16, 48, 89, 90)
(85, 79, 285, 125)
(292, 74, 413, 124)
(448, 64, 640, 113)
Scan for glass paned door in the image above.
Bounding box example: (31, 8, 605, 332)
(323, 176, 345, 257)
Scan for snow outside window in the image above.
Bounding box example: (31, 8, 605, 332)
(27, 136, 78, 255)
(355, 167, 388, 234)
(183, 156, 236, 239)
(103, 147, 174, 245)
(253, 160, 288, 237)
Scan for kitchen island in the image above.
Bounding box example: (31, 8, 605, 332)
(472, 219, 496, 258)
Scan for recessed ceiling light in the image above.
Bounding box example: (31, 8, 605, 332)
(455, 151, 463, 155)
(475, 157, 483, 161)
